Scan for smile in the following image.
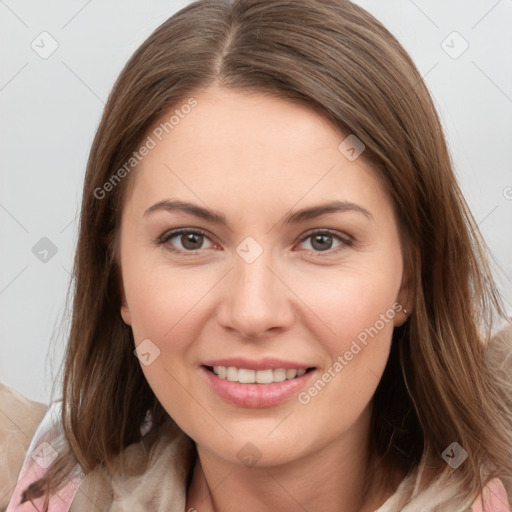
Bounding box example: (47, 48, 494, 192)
(201, 364, 316, 408)
(210, 366, 307, 383)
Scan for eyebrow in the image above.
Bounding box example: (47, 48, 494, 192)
(143, 199, 373, 227)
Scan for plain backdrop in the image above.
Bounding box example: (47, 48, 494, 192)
(1, 0, 511, 404)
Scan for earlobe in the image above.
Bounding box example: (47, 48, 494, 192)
(395, 266, 413, 327)
(394, 304, 409, 327)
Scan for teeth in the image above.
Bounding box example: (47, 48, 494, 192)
(256, 369, 273, 384)
(211, 366, 309, 383)
(286, 369, 297, 379)
(273, 368, 286, 382)
(226, 367, 238, 381)
(238, 368, 255, 383)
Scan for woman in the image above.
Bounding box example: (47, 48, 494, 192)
(1, 0, 511, 510)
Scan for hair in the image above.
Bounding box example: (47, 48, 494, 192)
(25, 0, 511, 509)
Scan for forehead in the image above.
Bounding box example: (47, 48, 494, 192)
(122, 86, 388, 223)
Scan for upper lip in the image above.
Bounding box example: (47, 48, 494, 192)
(202, 358, 314, 371)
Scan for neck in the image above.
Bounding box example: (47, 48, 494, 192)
(185, 407, 401, 512)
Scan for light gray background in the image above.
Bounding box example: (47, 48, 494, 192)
(1, 0, 511, 404)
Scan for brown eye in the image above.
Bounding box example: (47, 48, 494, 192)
(297, 230, 352, 254)
(161, 228, 214, 252)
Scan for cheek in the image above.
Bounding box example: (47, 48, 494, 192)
(294, 275, 400, 423)
(123, 261, 209, 343)
(294, 261, 401, 347)
(122, 264, 213, 427)
(291, 262, 401, 406)
(122, 260, 221, 411)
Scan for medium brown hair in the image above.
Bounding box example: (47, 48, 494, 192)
(27, 0, 511, 509)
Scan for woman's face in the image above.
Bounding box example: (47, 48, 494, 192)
(119, 86, 409, 468)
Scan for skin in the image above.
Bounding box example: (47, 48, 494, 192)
(119, 85, 411, 512)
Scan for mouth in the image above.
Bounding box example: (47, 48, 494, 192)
(203, 365, 315, 384)
(200, 364, 317, 408)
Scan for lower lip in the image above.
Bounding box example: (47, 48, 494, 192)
(201, 366, 315, 408)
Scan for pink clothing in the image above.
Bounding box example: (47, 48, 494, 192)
(471, 477, 511, 512)
(5, 401, 83, 512)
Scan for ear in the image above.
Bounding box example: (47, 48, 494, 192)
(394, 257, 413, 327)
(121, 298, 132, 326)
(118, 267, 132, 326)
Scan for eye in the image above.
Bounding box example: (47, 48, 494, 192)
(160, 228, 215, 252)
(296, 229, 352, 254)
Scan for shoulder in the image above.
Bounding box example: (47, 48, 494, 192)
(0, 382, 47, 508)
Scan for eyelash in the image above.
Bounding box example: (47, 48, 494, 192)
(157, 228, 353, 256)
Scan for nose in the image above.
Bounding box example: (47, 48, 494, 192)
(216, 249, 295, 340)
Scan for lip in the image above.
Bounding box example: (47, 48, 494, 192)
(200, 365, 316, 408)
(201, 357, 311, 371)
